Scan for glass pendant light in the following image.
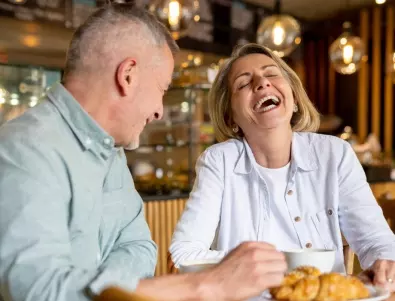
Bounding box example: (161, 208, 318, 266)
(329, 21, 366, 75)
(149, 0, 200, 40)
(256, 0, 301, 57)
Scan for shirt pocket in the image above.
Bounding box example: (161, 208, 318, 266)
(311, 208, 337, 250)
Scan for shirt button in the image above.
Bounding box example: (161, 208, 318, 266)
(103, 137, 111, 145)
(287, 190, 293, 195)
(85, 138, 92, 145)
(294, 216, 301, 222)
(306, 242, 312, 248)
(328, 209, 333, 215)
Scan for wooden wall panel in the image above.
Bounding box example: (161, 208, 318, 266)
(306, 41, 317, 107)
(328, 37, 336, 115)
(371, 7, 382, 138)
(384, 6, 394, 153)
(318, 39, 327, 112)
(143, 198, 187, 276)
(358, 9, 369, 142)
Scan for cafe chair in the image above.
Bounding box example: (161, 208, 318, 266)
(95, 287, 156, 301)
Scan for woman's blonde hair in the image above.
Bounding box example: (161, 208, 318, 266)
(208, 43, 320, 142)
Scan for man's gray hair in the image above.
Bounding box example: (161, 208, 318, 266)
(63, 2, 179, 78)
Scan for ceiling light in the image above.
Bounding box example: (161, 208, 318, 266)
(256, 0, 301, 57)
(329, 22, 365, 75)
(149, 0, 200, 40)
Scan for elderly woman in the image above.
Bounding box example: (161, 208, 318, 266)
(169, 43, 395, 290)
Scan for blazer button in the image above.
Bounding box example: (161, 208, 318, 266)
(294, 216, 301, 222)
(306, 242, 312, 248)
(328, 209, 333, 215)
(287, 190, 293, 195)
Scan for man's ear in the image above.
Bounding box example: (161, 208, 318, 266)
(116, 58, 137, 96)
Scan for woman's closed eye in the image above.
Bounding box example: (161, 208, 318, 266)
(264, 72, 279, 78)
(238, 82, 250, 90)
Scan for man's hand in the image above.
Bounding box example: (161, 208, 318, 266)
(201, 241, 287, 301)
(359, 260, 395, 292)
(136, 242, 286, 301)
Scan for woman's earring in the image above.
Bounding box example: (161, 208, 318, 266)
(232, 124, 239, 133)
(293, 103, 299, 113)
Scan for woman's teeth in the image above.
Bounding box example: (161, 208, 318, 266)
(262, 104, 277, 111)
(254, 95, 280, 112)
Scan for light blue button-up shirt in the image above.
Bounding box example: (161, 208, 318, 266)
(170, 133, 395, 272)
(0, 83, 157, 301)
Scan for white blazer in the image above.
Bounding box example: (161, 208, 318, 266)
(170, 132, 395, 273)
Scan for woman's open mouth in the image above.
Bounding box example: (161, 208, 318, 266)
(253, 95, 281, 113)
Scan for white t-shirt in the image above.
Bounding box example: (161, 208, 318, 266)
(256, 163, 300, 250)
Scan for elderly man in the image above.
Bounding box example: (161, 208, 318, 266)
(0, 3, 286, 301)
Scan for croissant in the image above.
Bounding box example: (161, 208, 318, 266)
(270, 267, 370, 301)
(270, 271, 301, 299)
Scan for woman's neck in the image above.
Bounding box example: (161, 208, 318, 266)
(245, 125, 293, 169)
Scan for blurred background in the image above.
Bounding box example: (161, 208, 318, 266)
(1, 0, 395, 277)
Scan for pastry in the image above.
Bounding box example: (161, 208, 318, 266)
(270, 267, 370, 301)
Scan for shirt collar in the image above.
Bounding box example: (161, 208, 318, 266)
(234, 132, 318, 174)
(47, 83, 115, 159)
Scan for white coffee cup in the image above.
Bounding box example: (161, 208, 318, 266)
(283, 248, 336, 273)
(178, 259, 221, 273)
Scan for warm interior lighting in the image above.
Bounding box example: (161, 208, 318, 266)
(168, 0, 181, 29)
(21, 35, 39, 48)
(343, 44, 354, 64)
(329, 21, 365, 75)
(0, 88, 6, 98)
(29, 96, 38, 107)
(193, 56, 202, 66)
(10, 98, 19, 106)
(149, 0, 199, 40)
(272, 21, 286, 46)
(392, 53, 395, 81)
(273, 50, 285, 57)
(376, 0, 386, 4)
(10, 94, 19, 105)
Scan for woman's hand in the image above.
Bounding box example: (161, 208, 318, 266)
(360, 260, 395, 292)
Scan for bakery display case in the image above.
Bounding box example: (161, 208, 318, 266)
(0, 64, 61, 125)
(126, 83, 215, 198)
(125, 54, 222, 199)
